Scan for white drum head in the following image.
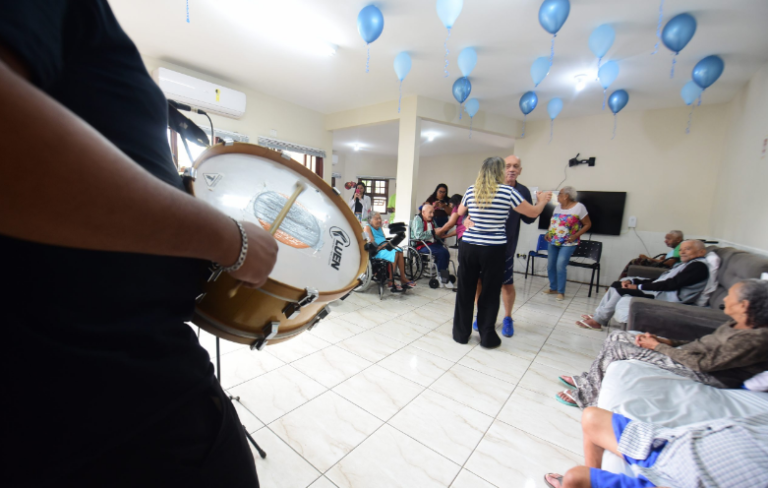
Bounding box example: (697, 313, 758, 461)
(193, 152, 362, 292)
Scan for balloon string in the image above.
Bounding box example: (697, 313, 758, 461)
(366, 45, 370, 74)
(186, 0, 190, 23)
(443, 27, 451, 78)
(549, 119, 554, 143)
(398, 80, 402, 113)
(697, 93, 702, 106)
(469, 117, 473, 139)
(670, 55, 677, 78)
(596, 57, 602, 80)
(522, 114, 527, 137)
(612, 113, 617, 140)
(602, 89, 607, 110)
(549, 35, 556, 66)
(651, 0, 665, 55)
(459, 101, 463, 120)
(686, 105, 694, 134)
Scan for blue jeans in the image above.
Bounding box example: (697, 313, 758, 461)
(547, 243, 577, 294)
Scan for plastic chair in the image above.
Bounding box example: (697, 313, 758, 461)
(524, 234, 550, 279)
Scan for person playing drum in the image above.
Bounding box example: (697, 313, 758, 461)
(1, 3, 275, 487)
(364, 212, 414, 292)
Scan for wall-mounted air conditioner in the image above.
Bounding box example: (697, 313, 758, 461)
(152, 67, 246, 119)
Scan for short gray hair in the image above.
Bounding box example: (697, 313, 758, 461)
(683, 239, 706, 251)
(560, 186, 578, 201)
(736, 279, 768, 328)
(669, 230, 684, 240)
(370, 211, 382, 221)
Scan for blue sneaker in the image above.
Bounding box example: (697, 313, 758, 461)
(502, 317, 514, 337)
(472, 316, 478, 331)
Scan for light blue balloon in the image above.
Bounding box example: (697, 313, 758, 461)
(530, 57, 550, 87)
(598, 60, 619, 89)
(608, 89, 629, 114)
(357, 5, 384, 44)
(452, 76, 471, 104)
(437, 0, 463, 29)
(680, 80, 703, 105)
(662, 13, 696, 54)
(589, 24, 615, 59)
(547, 98, 563, 120)
(539, 0, 570, 35)
(458, 47, 477, 77)
(394, 52, 412, 81)
(519, 91, 538, 115)
(465, 98, 479, 118)
(692, 55, 725, 90)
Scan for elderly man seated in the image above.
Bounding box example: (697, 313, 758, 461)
(577, 240, 711, 331)
(411, 203, 452, 286)
(543, 407, 768, 488)
(556, 279, 768, 408)
(617, 230, 684, 279)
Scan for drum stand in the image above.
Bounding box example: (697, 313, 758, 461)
(215, 336, 267, 459)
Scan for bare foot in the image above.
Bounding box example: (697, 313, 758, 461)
(555, 390, 577, 406)
(576, 318, 602, 330)
(559, 375, 575, 387)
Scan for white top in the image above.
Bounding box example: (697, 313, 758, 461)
(461, 184, 523, 246)
(546, 202, 588, 246)
(348, 194, 372, 222)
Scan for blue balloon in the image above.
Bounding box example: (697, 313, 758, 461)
(680, 80, 703, 105)
(692, 55, 725, 90)
(465, 98, 479, 118)
(589, 24, 615, 59)
(437, 0, 463, 29)
(519, 91, 538, 115)
(662, 13, 696, 54)
(539, 0, 570, 35)
(452, 77, 471, 104)
(458, 47, 477, 77)
(547, 98, 563, 120)
(394, 52, 412, 81)
(598, 60, 619, 89)
(357, 5, 384, 44)
(608, 89, 629, 114)
(530, 57, 551, 87)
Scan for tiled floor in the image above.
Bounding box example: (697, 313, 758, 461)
(195, 275, 610, 488)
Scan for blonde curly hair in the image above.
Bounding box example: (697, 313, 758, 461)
(473, 157, 506, 209)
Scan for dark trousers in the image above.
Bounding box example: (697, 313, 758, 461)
(453, 241, 505, 348)
(59, 380, 259, 488)
(419, 241, 450, 272)
(610, 280, 654, 299)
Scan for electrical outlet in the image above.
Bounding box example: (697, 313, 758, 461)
(628, 216, 637, 228)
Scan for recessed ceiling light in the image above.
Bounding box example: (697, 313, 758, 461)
(353, 143, 361, 151)
(574, 74, 587, 92)
(423, 132, 437, 142)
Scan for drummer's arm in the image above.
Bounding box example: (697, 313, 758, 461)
(0, 48, 245, 268)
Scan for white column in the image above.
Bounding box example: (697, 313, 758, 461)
(395, 105, 421, 238)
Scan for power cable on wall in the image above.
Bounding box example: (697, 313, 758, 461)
(633, 227, 651, 256)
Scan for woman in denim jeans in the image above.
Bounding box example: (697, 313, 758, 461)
(543, 187, 592, 300)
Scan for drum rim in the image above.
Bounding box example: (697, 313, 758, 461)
(191, 142, 367, 297)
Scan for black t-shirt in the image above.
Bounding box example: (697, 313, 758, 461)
(0, 1, 214, 483)
(504, 181, 535, 256)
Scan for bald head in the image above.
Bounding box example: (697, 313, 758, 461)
(504, 155, 522, 185)
(421, 204, 434, 222)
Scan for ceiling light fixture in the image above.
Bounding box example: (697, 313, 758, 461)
(574, 74, 587, 92)
(353, 143, 361, 151)
(323, 43, 338, 57)
(423, 132, 437, 142)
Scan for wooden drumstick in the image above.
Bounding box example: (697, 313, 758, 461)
(229, 181, 307, 298)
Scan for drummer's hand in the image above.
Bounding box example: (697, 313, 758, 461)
(228, 221, 278, 288)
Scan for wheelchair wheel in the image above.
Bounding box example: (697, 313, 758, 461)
(429, 278, 440, 289)
(404, 247, 423, 281)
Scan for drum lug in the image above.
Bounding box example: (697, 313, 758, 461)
(282, 287, 319, 320)
(251, 321, 279, 351)
(182, 166, 197, 181)
(195, 292, 207, 303)
(308, 306, 331, 331)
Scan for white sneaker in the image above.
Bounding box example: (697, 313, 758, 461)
(442, 281, 454, 289)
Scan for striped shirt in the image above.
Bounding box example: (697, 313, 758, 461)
(461, 184, 524, 246)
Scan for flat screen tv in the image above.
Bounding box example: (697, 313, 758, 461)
(537, 191, 627, 236)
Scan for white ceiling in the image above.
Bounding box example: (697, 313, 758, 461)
(111, 0, 768, 120)
(333, 120, 515, 156)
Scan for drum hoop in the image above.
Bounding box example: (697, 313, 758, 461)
(192, 142, 367, 295)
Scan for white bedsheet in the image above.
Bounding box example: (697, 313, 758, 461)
(597, 360, 768, 476)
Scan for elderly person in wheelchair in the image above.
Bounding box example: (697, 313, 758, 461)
(411, 204, 454, 289)
(363, 212, 413, 293)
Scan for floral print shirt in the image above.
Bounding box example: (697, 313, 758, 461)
(546, 203, 588, 246)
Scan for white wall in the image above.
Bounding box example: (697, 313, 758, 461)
(514, 102, 731, 284)
(333, 152, 398, 206)
(142, 57, 334, 181)
(710, 61, 768, 255)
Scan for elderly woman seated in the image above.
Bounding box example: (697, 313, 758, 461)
(364, 212, 412, 292)
(411, 204, 451, 286)
(556, 279, 768, 408)
(543, 407, 768, 488)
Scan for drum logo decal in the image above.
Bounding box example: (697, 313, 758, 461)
(253, 191, 324, 251)
(203, 173, 222, 187)
(328, 226, 350, 271)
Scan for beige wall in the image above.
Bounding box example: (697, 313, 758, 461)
(710, 62, 768, 253)
(142, 57, 334, 181)
(333, 152, 398, 203)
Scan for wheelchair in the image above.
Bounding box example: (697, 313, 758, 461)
(355, 223, 412, 300)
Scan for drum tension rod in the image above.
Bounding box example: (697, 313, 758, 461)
(282, 287, 319, 320)
(251, 321, 279, 351)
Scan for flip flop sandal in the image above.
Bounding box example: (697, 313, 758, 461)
(580, 314, 594, 320)
(555, 389, 578, 407)
(576, 320, 602, 331)
(544, 473, 564, 488)
(558, 376, 575, 388)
